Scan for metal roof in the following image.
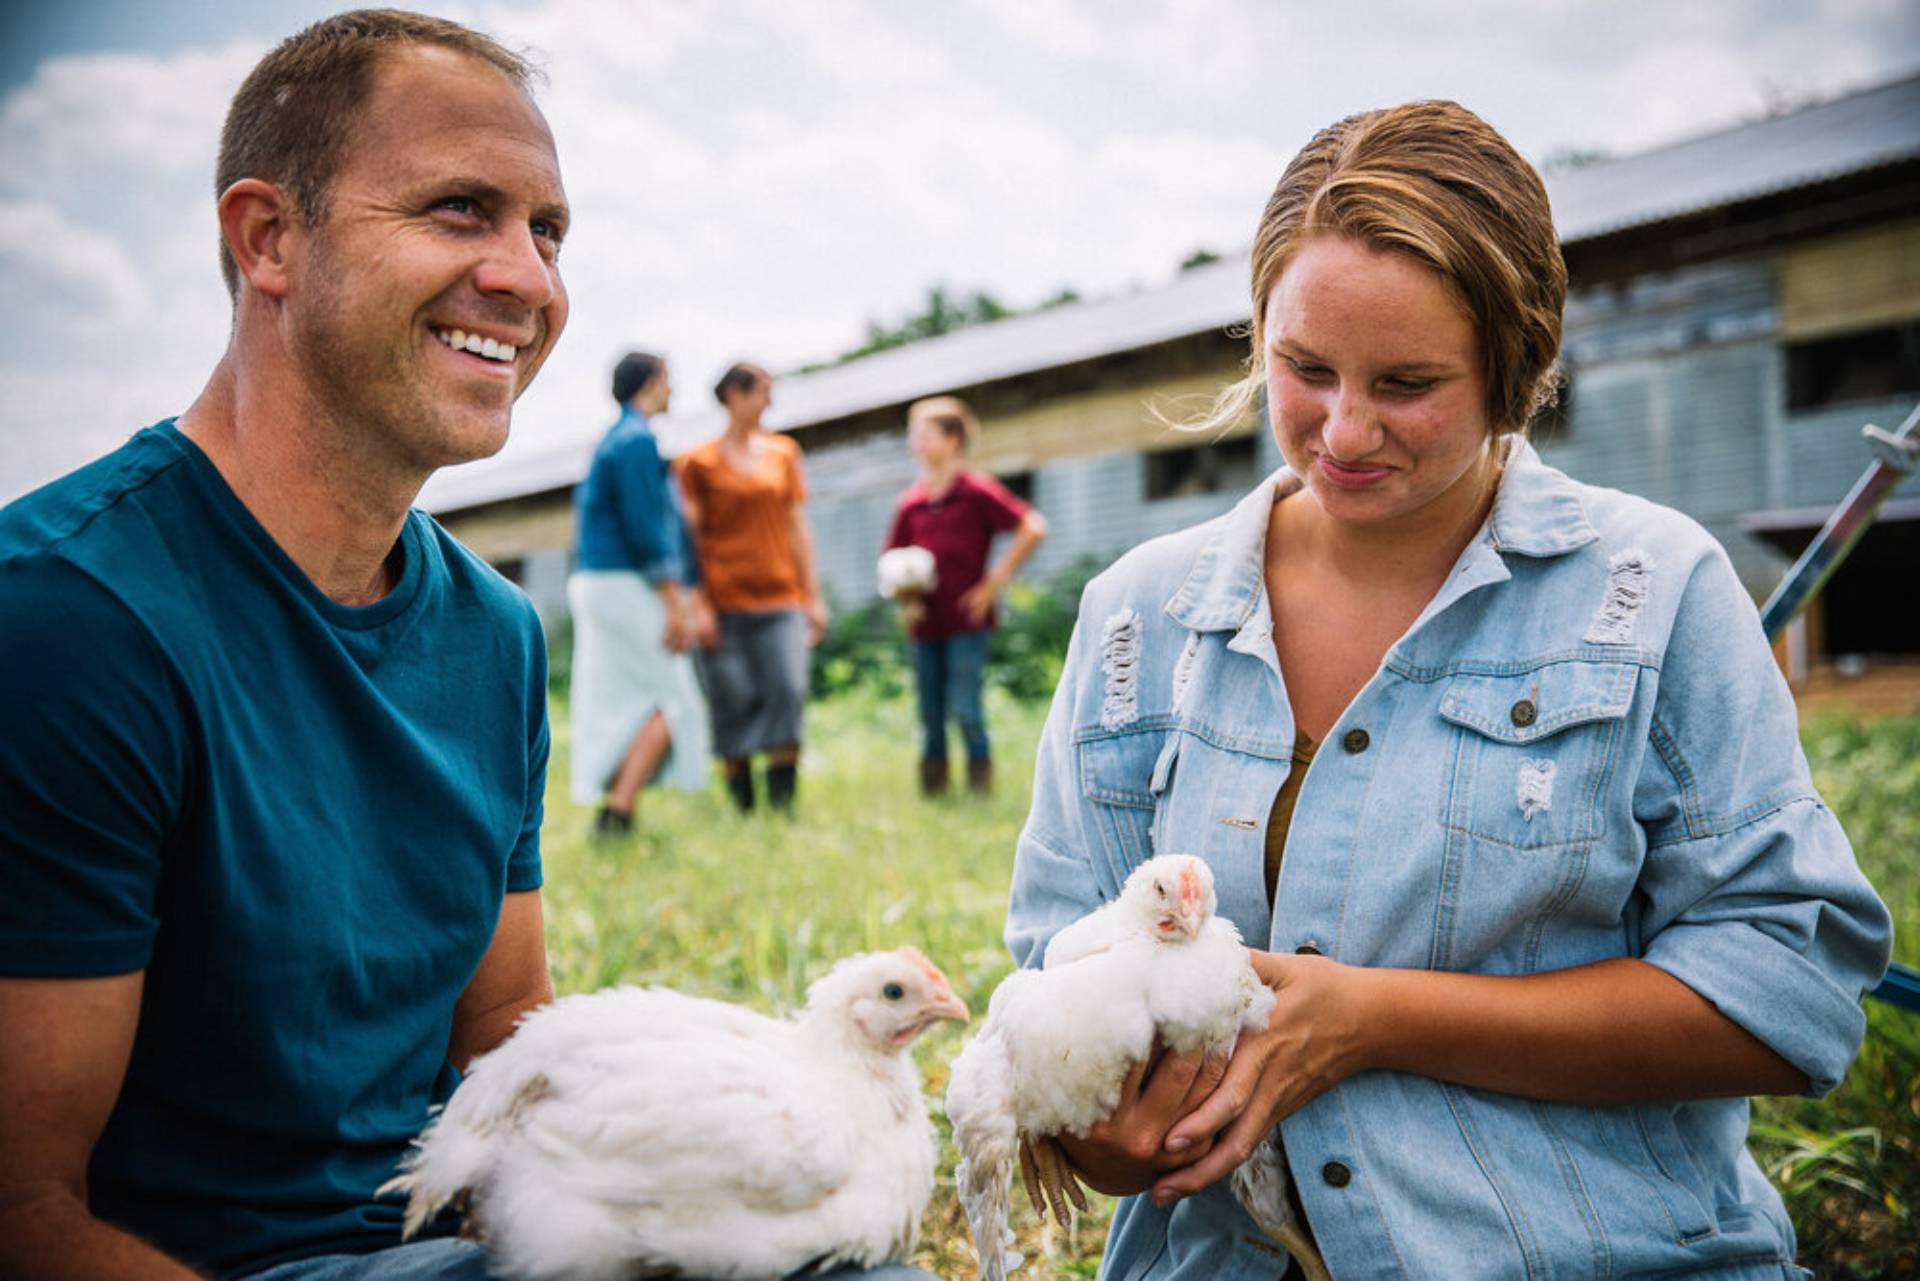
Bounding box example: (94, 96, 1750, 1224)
(422, 72, 1920, 515)
(1548, 72, 1920, 242)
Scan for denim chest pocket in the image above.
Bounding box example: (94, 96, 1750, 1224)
(1436, 660, 1640, 849)
(1076, 727, 1175, 884)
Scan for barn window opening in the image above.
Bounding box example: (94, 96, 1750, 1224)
(996, 470, 1035, 503)
(1144, 437, 1261, 501)
(1786, 319, 1920, 412)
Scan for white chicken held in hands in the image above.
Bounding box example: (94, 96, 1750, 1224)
(946, 854, 1289, 1281)
(379, 948, 968, 1281)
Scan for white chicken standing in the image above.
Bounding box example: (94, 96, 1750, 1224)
(379, 948, 968, 1281)
(946, 854, 1326, 1281)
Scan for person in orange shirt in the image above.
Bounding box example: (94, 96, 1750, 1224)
(676, 362, 829, 813)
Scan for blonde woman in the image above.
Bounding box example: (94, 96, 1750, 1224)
(1005, 101, 1891, 1279)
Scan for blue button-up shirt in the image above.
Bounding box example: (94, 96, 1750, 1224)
(1006, 439, 1891, 1280)
(574, 408, 698, 584)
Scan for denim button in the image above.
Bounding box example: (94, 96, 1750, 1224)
(1510, 698, 1537, 727)
(1322, 1161, 1352, 1187)
(1295, 943, 1322, 956)
(1341, 728, 1370, 754)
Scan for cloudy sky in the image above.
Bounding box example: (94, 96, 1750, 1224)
(3, 0, 1916, 504)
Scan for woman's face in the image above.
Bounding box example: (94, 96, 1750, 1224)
(728, 373, 772, 419)
(1263, 234, 1495, 531)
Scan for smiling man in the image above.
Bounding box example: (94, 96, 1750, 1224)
(0, 12, 567, 1280)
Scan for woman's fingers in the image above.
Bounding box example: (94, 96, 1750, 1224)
(1153, 1096, 1276, 1202)
(1175, 1050, 1231, 1119)
(1165, 1037, 1266, 1151)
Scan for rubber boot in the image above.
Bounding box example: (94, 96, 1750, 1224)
(919, 756, 950, 796)
(592, 806, 633, 840)
(967, 757, 993, 796)
(725, 766, 755, 813)
(766, 761, 797, 813)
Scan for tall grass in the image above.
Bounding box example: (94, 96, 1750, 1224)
(541, 695, 1920, 1279)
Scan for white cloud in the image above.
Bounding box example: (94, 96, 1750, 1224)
(3, 0, 1917, 502)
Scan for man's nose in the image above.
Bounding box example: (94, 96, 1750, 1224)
(474, 224, 560, 313)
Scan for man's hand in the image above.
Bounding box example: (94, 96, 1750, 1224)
(1052, 1043, 1229, 1198)
(803, 596, 830, 647)
(658, 583, 691, 654)
(1149, 950, 1371, 1205)
(958, 576, 1002, 626)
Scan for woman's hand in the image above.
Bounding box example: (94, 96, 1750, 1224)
(686, 592, 720, 650)
(1053, 1043, 1229, 1197)
(1149, 950, 1376, 1205)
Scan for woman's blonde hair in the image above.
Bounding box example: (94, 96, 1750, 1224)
(1204, 100, 1566, 436)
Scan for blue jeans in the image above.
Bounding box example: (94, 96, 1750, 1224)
(911, 631, 990, 762)
(238, 1237, 937, 1280)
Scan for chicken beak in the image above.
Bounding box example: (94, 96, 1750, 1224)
(929, 989, 970, 1025)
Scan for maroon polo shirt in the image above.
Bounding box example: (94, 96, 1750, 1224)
(884, 470, 1030, 641)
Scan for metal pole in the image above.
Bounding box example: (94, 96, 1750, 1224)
(1756, 402, 1920, 1013)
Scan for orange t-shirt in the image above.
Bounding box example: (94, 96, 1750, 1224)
(675, 432, 809, 613)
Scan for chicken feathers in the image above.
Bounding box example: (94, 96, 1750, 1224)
(380, 948, 967, 1281)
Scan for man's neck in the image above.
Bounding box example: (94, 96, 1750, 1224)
(921, 460, 960, 496)
(178, 356, 420, 607)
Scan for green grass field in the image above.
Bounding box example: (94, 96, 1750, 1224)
(540, 694, 1919, 1280)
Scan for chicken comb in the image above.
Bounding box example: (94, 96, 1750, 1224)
(1176, 861, 1198, 901)
(897, 945, 948, 988)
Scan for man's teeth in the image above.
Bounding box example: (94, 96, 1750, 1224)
(435, 328, 517, 362)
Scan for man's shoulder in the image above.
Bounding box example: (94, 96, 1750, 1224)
(415, 513, 544, 637)
(1, 423, 192, 565)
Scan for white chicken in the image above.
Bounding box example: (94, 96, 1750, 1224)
(947, 854, 1325, 1281)
(876, 545, 937, 600)
(379, 948, 968, 1281)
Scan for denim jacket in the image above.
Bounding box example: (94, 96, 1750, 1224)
(1006, 440, 1892, 1281)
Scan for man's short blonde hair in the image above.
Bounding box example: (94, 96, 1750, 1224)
(907, 395, 978, 451)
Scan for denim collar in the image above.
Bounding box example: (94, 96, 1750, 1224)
(1164, 436, 1597, 634)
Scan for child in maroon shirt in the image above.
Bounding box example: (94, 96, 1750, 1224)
(883, 397, 1048, 794)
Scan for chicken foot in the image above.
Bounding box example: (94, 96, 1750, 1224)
(1017, 1135, 1088, 1228)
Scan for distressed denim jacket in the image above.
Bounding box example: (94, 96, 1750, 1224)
(1005, 440, 1893, 1281)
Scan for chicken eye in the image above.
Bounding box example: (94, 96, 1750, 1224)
(1152, 880, 1166, 897)
(882, 982, 905, 1000)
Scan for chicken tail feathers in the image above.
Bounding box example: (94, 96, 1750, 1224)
(1230, 1127, 1333, 1281)
(946, 1035, 1021, 1281)
(378, 1063, 552, 1240)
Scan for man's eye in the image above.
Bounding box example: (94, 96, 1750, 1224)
(435, 197, 478, 216)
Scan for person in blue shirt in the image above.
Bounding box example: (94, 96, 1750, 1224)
(568, 350, 712, 837)
(1005, 100, 1893, 1280)
(0, 12, 570, 1279)
(0, 11, 930, 1281)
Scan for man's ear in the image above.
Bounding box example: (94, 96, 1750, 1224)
(218, 178, 299, 300)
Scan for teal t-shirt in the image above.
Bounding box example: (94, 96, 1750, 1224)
(0, 422, 548, 1276)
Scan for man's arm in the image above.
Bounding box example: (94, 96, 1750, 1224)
(0, 973, 205, 1280)
(960, 508, 1048, 624)
(447, 889, 553, 1070)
